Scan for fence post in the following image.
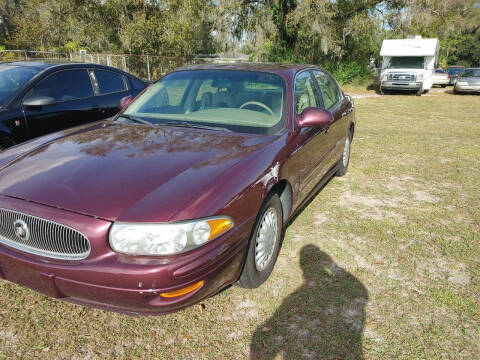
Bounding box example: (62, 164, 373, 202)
(107, 55, 111, 66)
(147, 56, 151, 81)
(24, 51, 28, 60)
(123, 56, 127, 71)
(97, 54, 100, 64)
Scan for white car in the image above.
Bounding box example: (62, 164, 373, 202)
(432, 69, 450, 87)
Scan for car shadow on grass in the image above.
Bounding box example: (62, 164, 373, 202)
(249, 245, 368, 359)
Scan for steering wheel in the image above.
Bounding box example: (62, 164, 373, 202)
(239, 101, 275, 118)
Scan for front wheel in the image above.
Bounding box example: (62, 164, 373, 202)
(237, 193, 283, 289)
(336, 134, 351, 177)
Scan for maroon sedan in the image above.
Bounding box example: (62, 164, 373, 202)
(0, 64, 355, 315)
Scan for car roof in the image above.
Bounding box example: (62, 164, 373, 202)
(176, 63, 316, 75)
(0, 61, 137, 75)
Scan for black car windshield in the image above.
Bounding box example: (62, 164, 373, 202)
(387, 57, 425, 69)
(460, 69, 480, 77)
(0, 65, 40, 106)
(123, 70, 286, 134)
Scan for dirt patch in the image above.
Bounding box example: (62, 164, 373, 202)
(413, 190, 441, 203)
(339, 189, 406, 222)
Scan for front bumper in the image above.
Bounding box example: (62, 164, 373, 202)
(0, 196, 251, 315)
(381, 81, 422, 91)
(454, 84, 480, 93)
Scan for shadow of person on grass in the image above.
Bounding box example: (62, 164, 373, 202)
(250, 245, 368, 360)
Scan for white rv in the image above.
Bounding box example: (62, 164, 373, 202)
(380, 36, 439, 95)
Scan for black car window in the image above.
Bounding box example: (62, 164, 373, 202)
(294, 71, 320, 114)
(95, 70, 127, 94)
(312, 70, 342, 110)
(28, 69, 94, 102)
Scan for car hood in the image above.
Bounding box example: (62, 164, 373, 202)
(0, 122, 276, 222)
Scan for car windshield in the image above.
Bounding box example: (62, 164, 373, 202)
(0, 65, 40, 107)
(123, 70, 286, 134)
(460, 69, 480, 77)
(387, 57, 425, 69)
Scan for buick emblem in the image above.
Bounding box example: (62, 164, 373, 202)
(14, 220, 30, 241)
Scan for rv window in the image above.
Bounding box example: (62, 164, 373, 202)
(387, 57, 425, 69)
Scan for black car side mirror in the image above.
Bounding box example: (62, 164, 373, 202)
(23, 95, 57, 108)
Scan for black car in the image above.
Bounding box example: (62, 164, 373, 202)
(447, 66, 465, 85)
(0, 61, 146, 149)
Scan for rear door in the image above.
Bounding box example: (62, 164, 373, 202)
(22, 68, 101, 139)
(90, 69, 130, 118)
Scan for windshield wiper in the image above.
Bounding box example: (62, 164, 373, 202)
(115, 114, 152, 125)
(165, 121, 231, 132)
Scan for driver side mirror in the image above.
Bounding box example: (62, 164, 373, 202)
(297, 107, 333, 128)
(23, 95, 56, 109)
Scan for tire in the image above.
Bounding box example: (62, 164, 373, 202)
(237, 193, 283, 289)
(441, 85, 447, 88)
(336, 132, 352, 177)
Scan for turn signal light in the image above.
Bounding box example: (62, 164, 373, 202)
(159, 280, 204, 298)
(207, 218, 233, 241)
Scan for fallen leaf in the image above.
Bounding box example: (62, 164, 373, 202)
(262, 326, 272, 332)
(152, 330, 157, 336)
(41, 347, 50, 352)
(262, 340, 267, 348)
(374, 260, 384, 265)
(183, 333, 192, 340)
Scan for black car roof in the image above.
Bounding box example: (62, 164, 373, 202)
(0, 61, 135, 75)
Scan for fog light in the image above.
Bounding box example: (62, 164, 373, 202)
(159, 280, 205, 298)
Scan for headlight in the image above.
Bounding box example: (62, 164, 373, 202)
(109, 217, 234, 256)
(381, 74, 388, 81)
(417, 73, 424, 81)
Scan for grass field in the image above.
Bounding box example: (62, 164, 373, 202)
(1, 88, 479, 359)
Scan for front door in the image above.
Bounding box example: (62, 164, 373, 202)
(290, 70, 332, 204)
(22, 69, 102, 139)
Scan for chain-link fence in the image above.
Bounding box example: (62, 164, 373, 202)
(0, 50, 68, 62)
(1, 50, 249, 81)
(0, 50, 188, 80)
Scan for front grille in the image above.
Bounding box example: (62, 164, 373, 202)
(0, 208, 90, 260)
(388, 73, 416, 82)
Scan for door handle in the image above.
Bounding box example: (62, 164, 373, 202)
(341, 110, 351, 117)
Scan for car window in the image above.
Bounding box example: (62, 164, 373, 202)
(124, 70, 286, 135)
(27, 69, 94, 102)
(129, 76, 146, 90)
(95, 70, 126, 94)
(312, 70, 342, 110)
(195, 79, 217, 102)
(0, 65, 40, 106)
(294, 71, 320, 114)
